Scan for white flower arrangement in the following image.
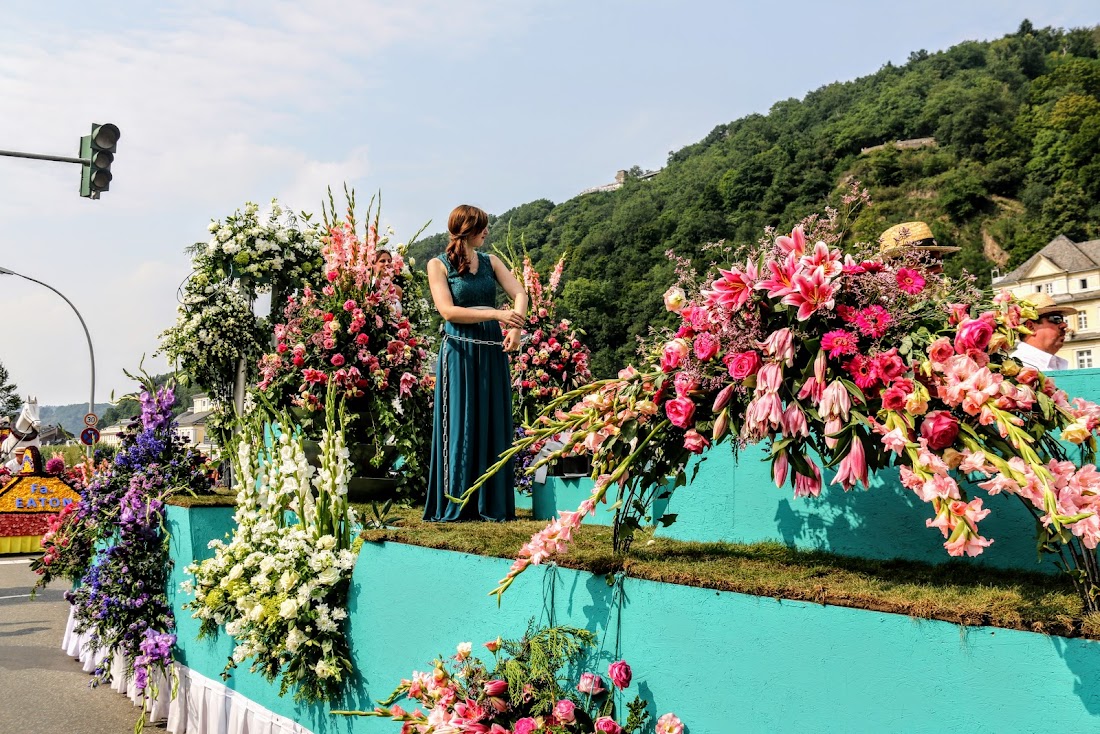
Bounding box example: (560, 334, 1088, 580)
(184, 389, 358, 704)
(158, 199, 323, 404)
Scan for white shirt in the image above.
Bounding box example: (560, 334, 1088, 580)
(1010, 341, 1069, 371)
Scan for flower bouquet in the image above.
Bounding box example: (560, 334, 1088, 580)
(183, 387, 359, 704)
(469, 198, 1100, 608)
(256, 192, 434, 499)
(159, 199, 322, 404)
(333, 623, 683, 734)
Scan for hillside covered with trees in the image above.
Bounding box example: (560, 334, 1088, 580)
(410, 21, 1100, 377)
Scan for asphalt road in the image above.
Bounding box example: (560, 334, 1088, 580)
(0, 554, 162, 733)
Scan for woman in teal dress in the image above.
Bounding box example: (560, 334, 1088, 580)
(423, 205, 528, 522)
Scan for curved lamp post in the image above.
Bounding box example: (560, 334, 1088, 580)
(0, 266, 96, 457)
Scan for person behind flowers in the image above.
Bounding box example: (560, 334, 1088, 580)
(878, 220, 959, 276)
(424, 204, 528, 522)
(1010, 292, 1075, 371)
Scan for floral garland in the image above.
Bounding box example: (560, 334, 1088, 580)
(334, 624, 683, 734)
(30, 379, 212, 728)
(159, 199, 322, 403)
(469, 202, 1100, 606)
(184, 390, 359, 703)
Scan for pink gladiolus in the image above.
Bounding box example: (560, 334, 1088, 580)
(608, 660, 633, 689)
(832, 434, 868, 490)
(880, 428, 908, 454)
(928, 337, 954, 365)
(618, 365, 639, 380)
(665, 397, 696, 428)
(656, 713, 685, 734)
(577, 672, 605, 695)
(945, 534, 993, 557)
(895, 268, 926, 295)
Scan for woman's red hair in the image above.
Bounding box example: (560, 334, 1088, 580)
(446, 205, 489, 275)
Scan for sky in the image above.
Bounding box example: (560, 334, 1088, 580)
(0, 1, 1096, 407)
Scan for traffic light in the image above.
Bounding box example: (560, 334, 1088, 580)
(79, 123, 120, 198)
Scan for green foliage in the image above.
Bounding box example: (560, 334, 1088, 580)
(498, 623, 597, 718)
(409, 22, 1100, 378)
(0, 359, 20, 415)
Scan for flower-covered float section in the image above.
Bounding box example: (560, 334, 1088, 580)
(478, 202, 1100, 610)
(0, 448, 82, 553)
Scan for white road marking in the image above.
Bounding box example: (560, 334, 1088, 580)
(0, 594, 32, 600)
(0, 558, 32, 565)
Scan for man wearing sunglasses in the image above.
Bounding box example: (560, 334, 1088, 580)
(1011, 293, 1077, 371)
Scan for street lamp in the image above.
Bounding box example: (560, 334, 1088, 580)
(0, 267, 96, 457)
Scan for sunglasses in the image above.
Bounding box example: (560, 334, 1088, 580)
(1041, 314, 1067, 325)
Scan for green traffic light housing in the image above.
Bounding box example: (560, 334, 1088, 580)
(79, 122, 120, 199)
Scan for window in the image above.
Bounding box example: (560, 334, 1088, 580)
(1045, 282, 1054, 294)
(1035, 285, 1043, 293)
(1079, 350, 1094, 369)
(1081, 278, 1089, 290)
(1080, 313, 1090, 331)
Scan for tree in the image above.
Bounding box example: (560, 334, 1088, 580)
(0, 360, 21, 416)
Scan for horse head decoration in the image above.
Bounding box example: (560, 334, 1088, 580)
(1, 397, 41, 474)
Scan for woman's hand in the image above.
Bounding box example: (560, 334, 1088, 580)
(503, 328, 522, 352)
(497, 308, 525, 329)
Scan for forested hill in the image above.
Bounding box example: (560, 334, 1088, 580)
(410, 21, 1100, 377)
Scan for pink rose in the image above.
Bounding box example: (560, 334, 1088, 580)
(928, 337, 954, 364)
(577, 672, 605, 695)
(607, 660, 632, 689)
(880, 385, 908, 412)
(554, 699, 576, 723)
(726, 350, 762, 380)
(483, 679, 507, 697)
(595, 717, 624, 734)
(683, 429, 710, 454)
(665, 397, 696, 429)
(673, 372, 699, 397)
(331, 353, 346, 367)
(656, 713, 684, 734)
(921, 411, 959, 450)
(948, 303, 971, 325)
(872, 349, 906, 382)
(514, 718, 539, 734)
(954, 316, 994, 354)
(660, 339, 690, 373)
(693, 332, 720, 361)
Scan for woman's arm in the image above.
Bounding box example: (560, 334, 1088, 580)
(427, 258, 525, 326)
(490, 254, 530, 351)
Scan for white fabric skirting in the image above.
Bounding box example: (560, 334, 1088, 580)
(61, 607, 312, 734)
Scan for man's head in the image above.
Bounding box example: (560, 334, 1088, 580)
(879, 221, 959, 275)
(1022, 293, 1076, 355)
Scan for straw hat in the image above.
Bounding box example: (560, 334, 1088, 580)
(879, 221, 960, 257)
(1022, 292, 1077, 319)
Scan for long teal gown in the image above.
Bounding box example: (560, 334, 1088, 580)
(423, 252, 516, 522)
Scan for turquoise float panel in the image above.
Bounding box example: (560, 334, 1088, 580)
(168, 505, 1100, 733)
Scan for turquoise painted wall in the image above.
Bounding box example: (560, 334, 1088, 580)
(521, 368, 1100, 576)
(168, 505, 1100, 734)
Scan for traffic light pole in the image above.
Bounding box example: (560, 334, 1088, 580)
(0, 149, 89, 165)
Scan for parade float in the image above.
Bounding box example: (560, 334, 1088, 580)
(30, 191, 1100, 733)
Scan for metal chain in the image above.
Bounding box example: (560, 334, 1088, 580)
(440, 331, 504, 505)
